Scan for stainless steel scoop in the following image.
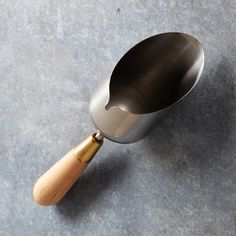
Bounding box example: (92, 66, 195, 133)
(33, 32, 204, 205)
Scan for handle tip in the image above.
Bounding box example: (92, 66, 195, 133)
(33, 180, 54, 206)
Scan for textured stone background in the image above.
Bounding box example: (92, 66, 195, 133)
(0, 0, 235, 235)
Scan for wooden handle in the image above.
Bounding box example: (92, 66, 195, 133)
(33, 134, 103, 206)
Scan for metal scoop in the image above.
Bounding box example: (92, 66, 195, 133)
(33, 32, 204, 205)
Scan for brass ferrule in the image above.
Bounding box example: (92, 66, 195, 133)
(73, 133, 103, 163)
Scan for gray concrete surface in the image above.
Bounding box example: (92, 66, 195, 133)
(0, 0, 235, 235)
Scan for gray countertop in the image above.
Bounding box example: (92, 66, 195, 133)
(0, 1, 235, 235)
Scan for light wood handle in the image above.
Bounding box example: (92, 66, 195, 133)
(33, 134, 103, 206)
